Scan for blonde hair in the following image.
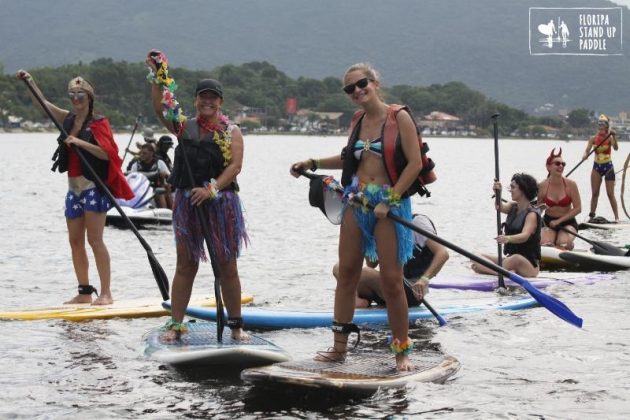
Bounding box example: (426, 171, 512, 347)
(344, 62, 380, 83)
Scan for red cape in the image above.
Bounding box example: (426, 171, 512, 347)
(90, 118, 134, 199)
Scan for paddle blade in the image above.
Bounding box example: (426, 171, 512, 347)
(309, 175, 343, 225)
(148, 252, 170, 301)
(591, 242, 626, 256)
(506, 272, 583, 328)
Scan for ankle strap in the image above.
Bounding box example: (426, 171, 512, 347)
(78, 284, 98, 296)
(227, 317, 244, 330)
(332, 321, 361, 349)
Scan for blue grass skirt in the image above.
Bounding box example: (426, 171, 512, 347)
(342, 177, 413, 265)
(173, 190, 249, 263)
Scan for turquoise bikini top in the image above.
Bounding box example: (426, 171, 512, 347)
(353, 138, 382, 159)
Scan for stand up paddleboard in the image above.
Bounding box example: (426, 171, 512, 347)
(578, 221, 630, 230)
(144, 321, 290, 367)
(167, 296, 538, 330)
(429, 271, 613, 291)
(0, 294, 253, 321)
(559, 251, 630, 271)
(242, 350, 460, 392)
(541, 246, 579, 270)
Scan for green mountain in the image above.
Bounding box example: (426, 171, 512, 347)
(2, 0, 628, 114)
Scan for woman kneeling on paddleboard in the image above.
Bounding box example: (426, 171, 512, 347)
(146, 50, 249, 341)
(472, 173, 541, 278)
(538, 148, 582, 250)
(16, 71, 133, 305)
(291, 63, 423, 371)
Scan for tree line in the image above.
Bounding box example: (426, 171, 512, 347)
(0, 59, 597, 137)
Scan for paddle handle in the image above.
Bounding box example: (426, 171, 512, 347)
(122, 115, 142, 164)
(22, 78, 170, 300)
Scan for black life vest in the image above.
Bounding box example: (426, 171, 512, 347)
(503, 206, 542, 267)
(403, 215, 436, 279)
(168, 118, 238, 191)
(137, 159, 161, 186)
(52, 113, 109, 184)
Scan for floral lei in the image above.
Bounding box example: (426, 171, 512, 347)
(146, 51, 186, 124)
(198, 114, 233, 167)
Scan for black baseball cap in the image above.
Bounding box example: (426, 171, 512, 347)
(195, 79, 223, 98)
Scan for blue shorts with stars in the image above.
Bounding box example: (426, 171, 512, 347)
(64, 187, 112, 219)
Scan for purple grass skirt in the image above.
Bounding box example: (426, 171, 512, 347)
(173, 189, 249, 263)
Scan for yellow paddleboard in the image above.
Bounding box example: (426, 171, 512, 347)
(0, 294, 254, 321)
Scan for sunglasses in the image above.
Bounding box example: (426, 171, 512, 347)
(67, 91, 87, 100)
(342, 77, 372, 95)
(552, 161, 566, 167)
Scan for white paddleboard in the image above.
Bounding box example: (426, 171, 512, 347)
(144, 321, 290, 367)
(242, 350, 460, 392)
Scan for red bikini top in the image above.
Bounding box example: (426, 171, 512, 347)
(544, 178, 572, 207)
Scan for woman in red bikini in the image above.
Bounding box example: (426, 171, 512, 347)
(538, 148, 582, 250)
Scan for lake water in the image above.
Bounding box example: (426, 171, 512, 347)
(0, 133, 628, 418)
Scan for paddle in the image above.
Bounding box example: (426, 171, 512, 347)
(22, 77, 170, 301)
(491, 114, 506, 289)
(299, 171, 448, 326)
(622, 152, 629, 220)
(555, 225, 626, 256)
(298, 170, 583, 328)
(148, 54, 226, 340)
(121, 114, 142, 165)
(565, 131, 613, 177)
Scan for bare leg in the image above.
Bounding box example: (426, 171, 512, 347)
(605, 179, 620, 222)
(316, 208, 364, 361)
(65, 217, 92, 304)
(590, 170, 603, 217)
(218, 258, 249, 340)
(163, 243, 198, 341)
(503, 255, 539, 277)
(470, 253, 500, 275)
(555, 226, 577, 250)
(540, 227, 558, 247)
(85, 211, 113, 305)
(374, 218, 412, 371)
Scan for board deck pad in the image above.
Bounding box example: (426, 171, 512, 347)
(144, 321, 290, 367)
(242, 350, 460, 391)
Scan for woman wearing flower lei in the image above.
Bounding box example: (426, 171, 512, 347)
(146, 50, 249, 341)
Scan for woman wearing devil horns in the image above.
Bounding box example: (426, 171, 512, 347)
(538, 148, 582, 250)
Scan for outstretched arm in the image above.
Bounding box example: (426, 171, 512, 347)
(16, 70, 68, 124)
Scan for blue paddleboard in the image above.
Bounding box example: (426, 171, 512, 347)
(163, 296, 538, 330)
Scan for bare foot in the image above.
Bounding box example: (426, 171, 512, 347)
(64, 294, 92, 304)
(396, 354, 413, 371)
(160, 328, 183, 342)
(231, 328, 250, 341)
(314, 348, 346, 362)
(92, 294, 113, 305)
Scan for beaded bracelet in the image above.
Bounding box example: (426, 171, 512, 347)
(389, 337, 414, 355)
(203, 178, 221, 200)
(381, 187, 402, 207)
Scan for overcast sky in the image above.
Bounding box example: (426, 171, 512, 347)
(612, 0, 630, 7)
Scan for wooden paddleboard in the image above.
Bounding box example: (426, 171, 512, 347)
(144, 321, 290, 367)
(241, 350, 460, 392)
(0, 294, 253, 321)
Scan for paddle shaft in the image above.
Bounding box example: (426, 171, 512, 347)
(151, 52, 226, 340)
(121, 115, 142, 164)
(23, 78, 170, 301)
(492, 114, 506, 288)
(565, 131, 613, 177)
